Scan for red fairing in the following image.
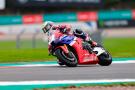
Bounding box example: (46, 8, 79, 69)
(49, 29, 98, 65)
(71, 38, 98, 65)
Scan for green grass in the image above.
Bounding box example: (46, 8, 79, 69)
(103, 38, 135, 58)
(0, 40, 55, 63)
(0, 38, 135, 63)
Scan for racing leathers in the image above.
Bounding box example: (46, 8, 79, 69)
(48, 25, 72, 65)
(48, 24, 71, 54)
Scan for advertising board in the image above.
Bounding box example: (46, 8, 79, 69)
(98, 20, 135, 28)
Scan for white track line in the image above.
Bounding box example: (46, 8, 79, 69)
(13, 60, 135, 67)
(15, 64, 58, 67)
(113, 60, 135, 64)
(0, 60, 135, 68)
(0, 79, 135, 86)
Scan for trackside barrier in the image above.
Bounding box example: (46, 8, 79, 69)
(16, 30, 25, 48)
(98, 10, 132, 20)
(16, 29, 40, 49)
(0, 15, 22, 25)
(32, 29, 40, 48)
(15, 30, 102, 49)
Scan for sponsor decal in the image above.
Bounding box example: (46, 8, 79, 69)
(77, 11, 97, 21)
(22, 14, 43, 24)
(132, 10, 135, 19)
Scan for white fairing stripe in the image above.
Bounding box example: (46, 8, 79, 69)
(69, 37, 77, 46)
(93, 47, 105, 56)
(49, 34, 55, 45)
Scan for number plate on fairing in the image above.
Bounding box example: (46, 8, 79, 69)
(93, 47, 105, 56)
(83, 54, 97, 62)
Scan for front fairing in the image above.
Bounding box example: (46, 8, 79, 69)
(47, 30, 75, 46)
(54, 35, 75, 45)
(47, 30, 56, 45)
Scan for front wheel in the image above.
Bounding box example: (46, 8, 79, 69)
(98, 52, 112, 66)
(54, 49, 78, 67)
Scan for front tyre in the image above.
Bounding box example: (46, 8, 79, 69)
(57, 59, 65, 66)
(55, 49, 78, 67)
(98, 52, 112, 66)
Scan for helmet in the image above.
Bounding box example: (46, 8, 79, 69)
(73, 29, 86, 39)
(59, 24, 71, 34)
(42, 21, 54, 33)
(73, 29, 84, 36)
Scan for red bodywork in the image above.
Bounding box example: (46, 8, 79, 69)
(71, 38, 98, 65)
(56, 37, 99, 65)
(49, 30, 98, 65)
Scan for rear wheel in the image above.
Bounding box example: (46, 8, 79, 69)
(98, 52, 112, 66)
(55, 49, 78, 67)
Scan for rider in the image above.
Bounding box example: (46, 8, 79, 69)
(41, 21, 72, 53)
(41, 21, 72, 65)
(42, 21, 97, 54)
(52, 25, 97, 49)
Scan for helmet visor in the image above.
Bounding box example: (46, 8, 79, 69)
(42, 24, 52, 33)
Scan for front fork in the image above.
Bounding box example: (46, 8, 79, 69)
(49, 44, 69, 56)
(55, 44, 69, 53)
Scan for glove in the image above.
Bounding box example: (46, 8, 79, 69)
(82, 42, 92, 53)
(92, 41, 97, 47)
(48, 45, 52, 54)
(52, 26, 58, 30)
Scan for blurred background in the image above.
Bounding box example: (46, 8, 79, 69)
(0, 0, 135, 63)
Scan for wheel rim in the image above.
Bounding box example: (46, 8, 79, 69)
(61, 51, 75, 61)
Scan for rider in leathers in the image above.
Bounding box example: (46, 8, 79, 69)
(42, 21, 72, 54)
(42, 21, 97, 54)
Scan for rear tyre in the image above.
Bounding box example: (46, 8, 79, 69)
(98, 52, 112, 66)
(55, 49, 78, 67)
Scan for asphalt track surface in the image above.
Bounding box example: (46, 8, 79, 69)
(0, 63, 134, 81)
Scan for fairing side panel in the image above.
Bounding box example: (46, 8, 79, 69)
(72, 38, 98, 64)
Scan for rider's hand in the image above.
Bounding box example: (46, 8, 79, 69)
(52, 26, 58, 30)
(92, 41, 97, 47)
(48, 45, 52, 53)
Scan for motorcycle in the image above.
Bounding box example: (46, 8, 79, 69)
(45, 30, 112, 67)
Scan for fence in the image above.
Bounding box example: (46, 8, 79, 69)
(14, 30, 102, 49)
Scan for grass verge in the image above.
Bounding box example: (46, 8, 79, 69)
(103, 37, 135, 57)
(0, 40, 55, 63)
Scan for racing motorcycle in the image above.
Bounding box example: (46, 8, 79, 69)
(45, 30, 112, 67)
